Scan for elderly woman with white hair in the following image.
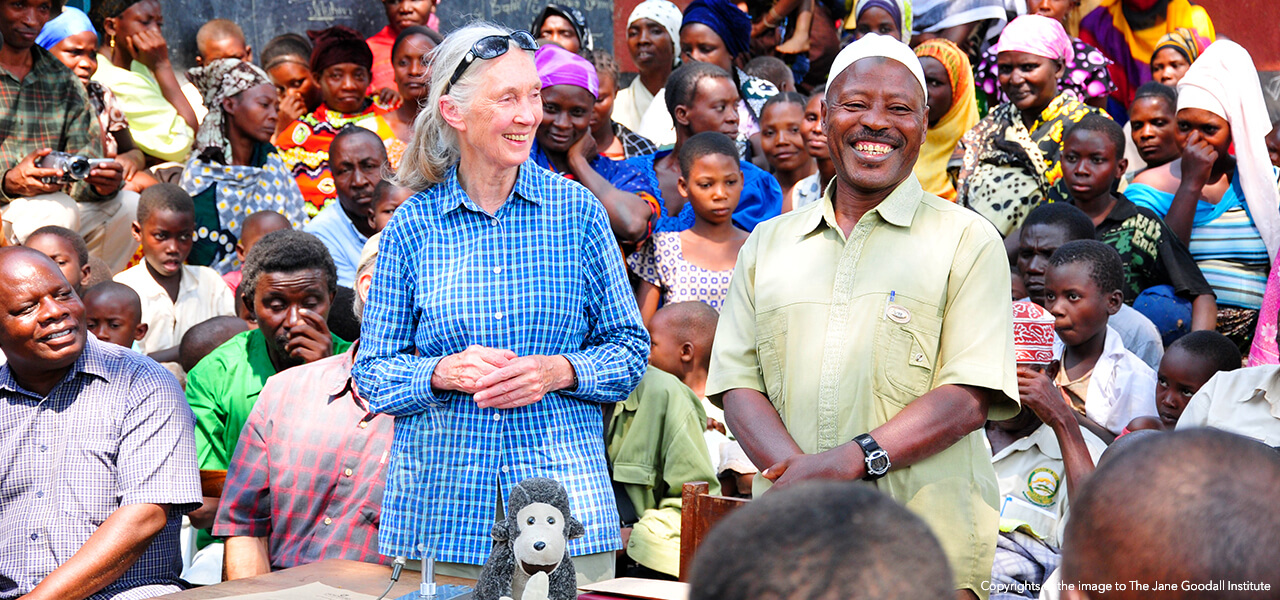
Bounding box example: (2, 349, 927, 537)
(351, 23, 649, 587)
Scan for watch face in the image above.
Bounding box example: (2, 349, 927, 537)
(866, 449, 891, 475)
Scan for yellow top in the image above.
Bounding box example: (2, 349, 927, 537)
(707, 174, 1019, 597)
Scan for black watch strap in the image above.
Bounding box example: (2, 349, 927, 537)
(854, 433, 891, 481)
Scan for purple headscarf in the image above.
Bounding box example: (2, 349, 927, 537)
(535, 43, 599, 98)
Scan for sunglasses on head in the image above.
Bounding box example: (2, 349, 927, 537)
(447, 30, 539, 91)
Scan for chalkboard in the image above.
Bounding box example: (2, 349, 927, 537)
(158, 0, 616, 72)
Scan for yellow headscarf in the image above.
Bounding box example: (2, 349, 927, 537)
(913, 39, 977, 202)
(1096, 0, 1214, 64)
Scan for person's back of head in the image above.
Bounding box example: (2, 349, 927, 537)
(1062, 429, 1280, 599)
(744, 55, 793, 92)
(665, 61, 732, 120)
(688, 481, 953, 600)
(1022, 202, 1097, 244)
(678, 132, 740, 178)
(179, 315, 250, 373)
(649, 300, 720, 373)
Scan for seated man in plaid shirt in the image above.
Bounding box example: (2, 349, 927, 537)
(215, 237, 393, 579)
(0, 247, 201, 599)
(0, 0, 130, 258)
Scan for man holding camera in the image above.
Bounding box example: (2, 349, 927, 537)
(0, 0, 131, 267)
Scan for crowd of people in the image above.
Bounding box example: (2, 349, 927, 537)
(1, 0, 1279, 598)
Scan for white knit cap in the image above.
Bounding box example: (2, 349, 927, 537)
(826, 32, 926, 97)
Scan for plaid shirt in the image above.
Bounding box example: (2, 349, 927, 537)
(613, 122, 657, 159)
(0, 337, 201, 599)
(352, 159, 649, 564)
(0, 45, 107, 203)
(213, 346, 394, 568)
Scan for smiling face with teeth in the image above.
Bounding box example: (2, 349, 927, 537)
(824, 57, 926, 202)
(443, 49, 543, 178)
(0, 248, 87, 396)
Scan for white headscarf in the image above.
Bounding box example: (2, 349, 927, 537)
(826, 32, 926, 95)
(1177, 40, 1280, 261)
(628, 0, 683, 66)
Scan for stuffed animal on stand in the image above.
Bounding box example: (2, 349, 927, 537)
(474, 478, 585, 600)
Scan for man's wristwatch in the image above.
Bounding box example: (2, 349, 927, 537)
(853, 433, 891, 481)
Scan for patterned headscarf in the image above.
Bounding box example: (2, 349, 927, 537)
(913, 38, 977, 201)
(187, 58, 274, 164)
(682, 0, 751, 59)
(850, 0, 913, 44)
(1152, 27, 1208, 65)
(628, 0, 683, 65)
(532, 4, 595, 52)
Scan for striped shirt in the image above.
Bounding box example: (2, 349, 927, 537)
(352, 159, 649, 565)
(0, 338, 201, 599)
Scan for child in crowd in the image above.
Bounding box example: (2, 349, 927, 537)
(630, 132, 748, 325)
(1125, 82, 1181, 180)
(1061, 114, 1217, 341)
(758, 93, 818, 212)
(1045, 240, 1158, 440)
(24, 225, 91, 295)
(608, 301, 721, 580)
(223, 211, 293, 295)
(82, 282, 148, 350)
(370, 180, 413, 233)
(744, 56, 796, 93)
(115, 184, 236, 364)
(1125, 330, 1240, 433)
(195, 19, 252, 66)
(178, 316, 251, 375)
(1016, 203, 1166, 370)
(798, 86, 835, 192)
(1176, 318, 1280, 444)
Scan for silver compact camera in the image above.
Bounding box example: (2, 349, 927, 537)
(38, 152, 114, 185)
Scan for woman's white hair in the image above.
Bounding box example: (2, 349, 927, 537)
(395, 21, 521, 190)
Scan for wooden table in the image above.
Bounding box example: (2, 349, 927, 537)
(156, 559, 474, 599)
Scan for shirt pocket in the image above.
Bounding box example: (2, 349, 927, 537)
(873, 293, 942, 407)
(58, 438, 119, 526)
(756, 313, 789, 414)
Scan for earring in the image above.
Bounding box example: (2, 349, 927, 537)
(109, 35, 115, 48)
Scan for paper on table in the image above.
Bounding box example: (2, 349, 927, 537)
(212, 582, 382, 600)
(577, 578, 689, 600)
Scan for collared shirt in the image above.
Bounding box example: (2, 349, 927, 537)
(613, 122, 658, 160)
(214, 346, 394, 568)
(1093, 194, 1214, 303)
(91, 55, 193, 164)
(707, 175, 1019, 596)
(352, 159, 649, 565)
(0, 337, 201, 599)
(303, 203, 370, 288)
(1177, 365, 1280, 445)
(606, 366, 717, 577)
(1053, 325, 1158, 436)
(989, 424, 1107, 548)
(0, 45, 107, 204)
(114, 263, 236, 354)
(624, 150, 783, 233)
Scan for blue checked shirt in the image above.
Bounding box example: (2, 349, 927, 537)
(0, 337, 201, 599)
(352, 159, 649, 564)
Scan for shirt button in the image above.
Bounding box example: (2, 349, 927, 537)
(494, 312, 504, 320)
(358, 421, 369, 429)
(39, 445, 47, 452)
(29, 533, 37, 541)
(501, 466, 510, 474)
(493, 413, 501, 421)
(489, 220, 497, 227)
(344, 468, 353, 477)
(493, 266, 502, 274)
(35, 491, 43, 498)
(323, 517, 333, 526)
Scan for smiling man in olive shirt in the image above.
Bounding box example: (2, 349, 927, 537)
(707, 35, 1019, 600)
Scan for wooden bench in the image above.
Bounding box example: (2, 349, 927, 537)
(678, 481, 749, 581)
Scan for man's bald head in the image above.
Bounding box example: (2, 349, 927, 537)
(0, 247, 87, 387)
(1062, 429, 1280, 600)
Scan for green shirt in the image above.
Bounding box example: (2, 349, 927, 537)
(606, 367, 719, 578)
(185, 329, 352, 471)
(707, 175, 1019, 597)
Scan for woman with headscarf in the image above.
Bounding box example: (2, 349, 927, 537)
(974, 0, 1114, 112)
(955, 15, 1103, 236)
(1078, 0, 1214, 111)
(844, 0, 911, 43)
(275, 26, 398, 217)
(90, 0, 198, 163)
(1125, 42, 1280, 355)
(913, 38, 977, 202)
(180, 58, 308, 274)
(636, 0, 779, 157)
(1149, 27, 1208, 87)
(614, 0, 682, 131)
(532, 4, 594, 54)
(37, 7, 152, 191)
